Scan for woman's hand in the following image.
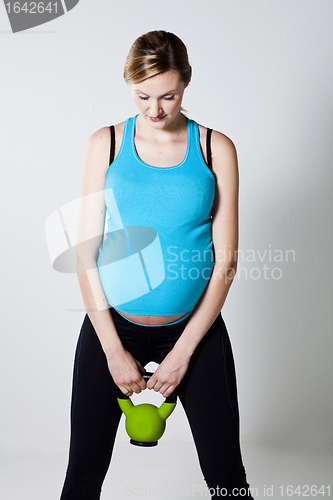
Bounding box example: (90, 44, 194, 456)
(146, 347, 191, 398)
(106, 346, 147, 396)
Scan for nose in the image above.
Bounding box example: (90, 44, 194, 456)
(149, 99, 163, 118)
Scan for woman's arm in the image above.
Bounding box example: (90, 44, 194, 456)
(76, 127, 147, 395)
(147, 130, 239, 396)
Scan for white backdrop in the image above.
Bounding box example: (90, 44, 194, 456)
(0, 0, 332, 458)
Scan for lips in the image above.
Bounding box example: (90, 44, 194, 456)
(149, 116, 166, 122)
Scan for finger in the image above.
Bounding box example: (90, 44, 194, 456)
(135, 359, 146, 373)
(134, 372, 147, 391)
(134, 364, 147, 390)
(148, 380, 159, 391)
(132, 382, 144, 394)
(153, 381, 166, 393)
(130, 374, 147, 393)
(147, 376, 159, 391)
(161, 384, 175, 398)
(138, 362, 147, 373)
(159, 385, 169, 397)
(119, 385, 132, 396)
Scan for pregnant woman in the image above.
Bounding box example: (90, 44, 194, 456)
(60, 30, 254, 500)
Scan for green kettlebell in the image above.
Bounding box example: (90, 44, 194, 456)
(117, 371, 177, 447)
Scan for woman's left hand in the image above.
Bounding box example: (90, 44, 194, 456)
(146, 347, 191, 397)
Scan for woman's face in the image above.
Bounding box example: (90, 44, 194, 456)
(131, 70, 188, 129)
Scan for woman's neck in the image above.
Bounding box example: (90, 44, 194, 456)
(136, 112, 187, 141)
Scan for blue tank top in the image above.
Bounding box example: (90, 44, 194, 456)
(97, 114, 215, 321)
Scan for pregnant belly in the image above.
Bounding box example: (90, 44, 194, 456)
(116, 310, 189, 325)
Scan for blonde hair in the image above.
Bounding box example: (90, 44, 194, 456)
(124, 30, 192, 85)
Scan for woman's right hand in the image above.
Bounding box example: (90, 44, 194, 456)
(106, 346, 147, 396)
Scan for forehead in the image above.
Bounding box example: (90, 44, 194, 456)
(132, 70, 182, 95)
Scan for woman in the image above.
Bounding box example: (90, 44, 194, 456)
(60, 30, 254, 499)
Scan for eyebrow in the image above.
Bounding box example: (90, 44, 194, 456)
(135, 89, 177, 96)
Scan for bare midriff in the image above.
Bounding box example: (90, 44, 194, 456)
(116, 311, 189, 326)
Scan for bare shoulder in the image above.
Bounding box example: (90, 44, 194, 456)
(87, 126, 111, 152)
(88, 120, 125, 148)
(211, 130, 237, 157)
(84, 120, 126, 170)
(196, 124, 238, 223)
(197, 123, 237, 168)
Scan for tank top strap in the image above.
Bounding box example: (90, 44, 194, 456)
(187, 117, 203, 162)
(117, 116, 134, 157)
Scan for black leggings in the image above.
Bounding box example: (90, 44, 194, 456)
(60, 308, 254, 499)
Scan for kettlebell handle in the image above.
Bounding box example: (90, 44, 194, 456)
(142, 371, 154, 383)
(117, 371, 177, 404)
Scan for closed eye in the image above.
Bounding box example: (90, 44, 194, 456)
(138, 95, 175, 101)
